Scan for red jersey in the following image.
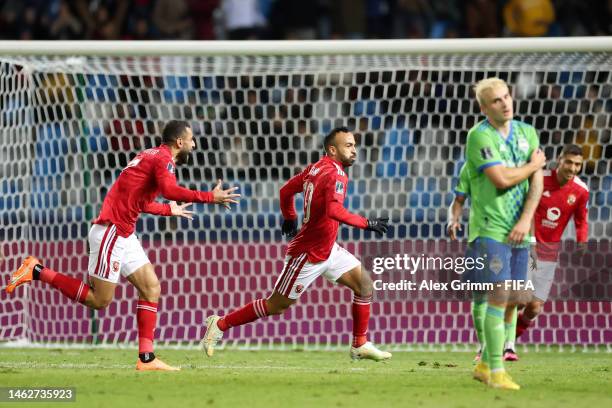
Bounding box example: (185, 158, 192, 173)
(94, 145, 213, 237)
(534, 169, 589, 261)
(280, 156, 368, 263)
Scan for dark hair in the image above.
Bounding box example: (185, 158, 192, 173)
(323, 127, 350, 152)
(560, 144, 583, 157)
(162, 120, 191, 145)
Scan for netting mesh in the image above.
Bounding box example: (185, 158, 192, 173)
(0, 51, 610, 349)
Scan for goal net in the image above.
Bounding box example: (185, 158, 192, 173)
(0, 40, 610, 350)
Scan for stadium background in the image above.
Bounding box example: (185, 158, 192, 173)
(0, 0, 610, 351)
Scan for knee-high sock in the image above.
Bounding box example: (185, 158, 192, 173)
(137, 300, 158, 354)
(217, 299, 269, 331)
(471, 300, 488, 349)
(484, 304, 506, 371)
(38, 266, 89, 304)
(352, 295, 372, 348)
(504, 306, 517, 349)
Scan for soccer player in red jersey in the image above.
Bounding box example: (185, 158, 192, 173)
(6, 120, 240, 371)
(515, 144, 589, 340)
(201, 127, 392, 361)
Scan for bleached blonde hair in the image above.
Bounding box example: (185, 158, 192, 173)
(473, 77, 509, 106)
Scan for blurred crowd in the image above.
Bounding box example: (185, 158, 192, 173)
(0, 0, 610, 41)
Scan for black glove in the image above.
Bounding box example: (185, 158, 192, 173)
(366, 217, 389, 237)
(282, 219, 298, 238)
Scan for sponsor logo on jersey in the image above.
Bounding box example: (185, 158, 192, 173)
(308, 166, 321, 176)
(546, 207, 561, 221)
(335, 181, 345, 194)
(567, 194, 576, 205)
(518, 138, 529, 153)
(480, 147, 493, 160)
(167, 162, 175, 174)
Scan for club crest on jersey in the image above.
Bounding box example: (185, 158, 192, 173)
(112, 261, 120, 273)
(543, 191, 551, 197)
(295, 284, 304, 294)
(518, 138, 529, 153)
(480, 147, 493, 160)
(567, 194, 576, 205)
(335, 181, 345, 194)
(167, 162, 175, 174)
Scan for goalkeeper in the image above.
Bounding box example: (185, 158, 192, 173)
(6, 120, 240, 371)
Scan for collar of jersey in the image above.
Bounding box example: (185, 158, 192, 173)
(485, 119, 514, 146)
(158, 144, 174, 162)
(323, 155, 345, 169)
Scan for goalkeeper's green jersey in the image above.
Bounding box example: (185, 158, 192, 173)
(465, 119, 539, 245)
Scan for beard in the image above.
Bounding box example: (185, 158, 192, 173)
(175, 149, 191, 165)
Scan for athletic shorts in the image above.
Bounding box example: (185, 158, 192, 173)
(527, 258, 557, 301)
(469, 237, 529, 284)
(274, 243, 361, 300)
(87, 224, 150, 284)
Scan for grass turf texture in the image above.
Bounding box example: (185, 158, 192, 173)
(0, 348, 610, 407)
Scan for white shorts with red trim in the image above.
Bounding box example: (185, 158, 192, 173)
(274, 243, 361, 300)
(87, 224, 150, 284)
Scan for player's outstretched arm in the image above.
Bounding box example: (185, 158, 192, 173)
(143, 201, 195, 219)
(483, 149, 546, 190)
(508, 169, 544, 244)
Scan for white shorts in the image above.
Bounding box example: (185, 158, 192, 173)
(274, 243, 361, 300)
(87, 224, 150, 284)
(527, 258, 557, 302)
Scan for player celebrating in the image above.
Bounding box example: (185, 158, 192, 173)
(465, 77, 545, 390)
(6, 120, 240, 371)
(515, 144, 589, 340)
(201, 127, 392, 361)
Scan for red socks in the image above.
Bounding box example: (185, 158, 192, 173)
(516, 312, 533, 339)
(217, 299, 268, 331)
(137, 300, 158, 354)
(39, 267, 89, 304)
(352, 294, 372, 347)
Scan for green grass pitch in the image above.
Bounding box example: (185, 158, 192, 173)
(0, 348, 610, 407)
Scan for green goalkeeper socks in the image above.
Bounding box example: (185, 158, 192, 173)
(505, 305, 517, 349)
(484, 304, 506, 371)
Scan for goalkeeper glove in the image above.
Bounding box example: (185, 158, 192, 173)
(282, 219, 298, 238)
(366, 217, 389, 237)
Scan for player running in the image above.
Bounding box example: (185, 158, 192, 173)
(465, 77, 545, 390)
(6, 120, 240, 371)
(201, 127, 392, 361)
(515, 144, 589, 341)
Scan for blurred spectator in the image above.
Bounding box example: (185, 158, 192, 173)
(503, 0, 555, 37)
(75, 0, 129, 40)
(555, 0, 610, 36)
(48, 0, 83, 40)
(393, 0, 432, 38)
(153, 0, 193, 39)
(330, 0, 366, 39)
(268, 0, 321, 39)
(429, 0, 462, 38)
(221, 0, 265, 40)
(187, 0, 220, 40)
(465, 0, 500, 38)
(365, 0, 394, 38)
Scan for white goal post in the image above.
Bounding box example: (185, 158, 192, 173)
(0, 38, 610, 350)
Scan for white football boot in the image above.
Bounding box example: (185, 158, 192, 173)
(350, 341, 392, 361)
(200, 315, 224, 357)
